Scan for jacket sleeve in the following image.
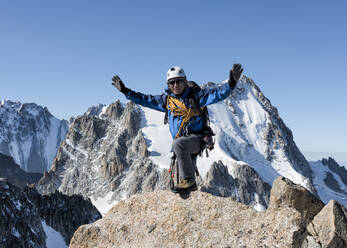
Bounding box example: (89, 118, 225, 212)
(196, 82, 233, 107)
(125, 90, 167, 112)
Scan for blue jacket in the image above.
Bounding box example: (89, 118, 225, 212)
(125, 82, 233, 139)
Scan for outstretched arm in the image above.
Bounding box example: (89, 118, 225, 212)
(112, 75, 166, 112)
(197, 63, 243, 106)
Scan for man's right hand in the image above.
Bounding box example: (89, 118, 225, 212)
(229, 64, 243, 89)
(112, 75, 129, 94)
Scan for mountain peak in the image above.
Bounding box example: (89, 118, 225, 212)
(0, 99, 22, 109)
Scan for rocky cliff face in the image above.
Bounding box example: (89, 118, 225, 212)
(36, 101, 165, 203)
(247, 79, 313, 180)
(309, 158, 347, 208)
(306, 200, 347, 248)
(0, 153, 42, 188)
(200, 160, 271, 210)
(0, 178, 101, 248)
(0, 100, 68, 173)
(322, 157, 347, 188)
(70, 177, 347, 248)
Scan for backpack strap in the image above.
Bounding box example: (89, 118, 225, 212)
(164, 84, 199, 125)
(186, 87, 215, 155)
(164, 95, 169, 124)
(187, 88, 210, 128)
(166, 96, 202, 139)
(187, 89, 202, 116)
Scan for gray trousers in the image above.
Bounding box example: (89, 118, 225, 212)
(172, 134, 201, 181)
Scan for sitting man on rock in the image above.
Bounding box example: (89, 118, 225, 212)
(112, 64, 243, 192)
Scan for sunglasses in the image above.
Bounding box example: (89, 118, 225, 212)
(167, 79, 185, 86)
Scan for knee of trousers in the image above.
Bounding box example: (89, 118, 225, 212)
(172, 138, 185, 153)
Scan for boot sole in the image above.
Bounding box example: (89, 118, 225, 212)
(171, 183, 197, 194)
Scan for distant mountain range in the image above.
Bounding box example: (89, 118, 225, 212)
(303, 151, 347, 168)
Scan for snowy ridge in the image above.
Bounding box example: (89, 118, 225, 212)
(0, 100, 68, 172)
(309, 160, 347, 206)
(85, 103, 108, 118)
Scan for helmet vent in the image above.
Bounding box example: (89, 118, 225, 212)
(166, 66, 186, 81)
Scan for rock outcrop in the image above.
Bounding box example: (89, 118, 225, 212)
(0, 153, 42, 188)
(70, 191, 302, 248)
(70, 176, 343, 248)
(306, 200, 347, 248)
(0, 178, 101, 247)
(269, 177, 324, 226)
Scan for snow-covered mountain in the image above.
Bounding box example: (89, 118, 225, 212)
(309, 157, 347, 206)
(37, 100, 177, 214)
(0, 100, 68, 173)
(36, 75, 339, 214)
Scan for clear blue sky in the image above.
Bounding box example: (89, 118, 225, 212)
(1, 0, 346, 155)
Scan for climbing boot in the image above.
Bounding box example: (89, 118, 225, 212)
(173, 180, 198, 193)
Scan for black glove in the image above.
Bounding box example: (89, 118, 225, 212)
(229, 63, 243, 89)
(112, 75, 129, 94)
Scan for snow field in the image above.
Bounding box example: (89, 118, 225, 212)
(42, 221, 67, 248)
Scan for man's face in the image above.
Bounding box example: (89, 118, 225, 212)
(167, 78, 186, 95)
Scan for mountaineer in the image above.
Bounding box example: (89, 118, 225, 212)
(112, 64, 243, 193)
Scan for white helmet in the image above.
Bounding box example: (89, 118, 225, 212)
(166, 66, 186, 81)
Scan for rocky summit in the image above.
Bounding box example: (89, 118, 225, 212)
(70, 177, 347, 248)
